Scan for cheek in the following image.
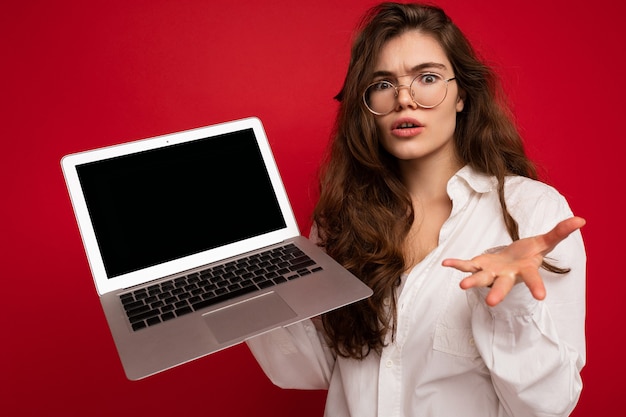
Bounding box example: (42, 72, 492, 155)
(431, 106, 458, 138)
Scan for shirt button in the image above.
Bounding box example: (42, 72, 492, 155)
(469, 338, 475, 346)
(385, 359, 393, 368)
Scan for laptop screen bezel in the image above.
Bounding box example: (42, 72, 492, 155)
(61, 117, 301, 295)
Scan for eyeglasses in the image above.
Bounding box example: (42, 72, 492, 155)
(363, 73, 457, 115)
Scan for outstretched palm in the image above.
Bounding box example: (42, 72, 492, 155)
(442, 217, 586, 306)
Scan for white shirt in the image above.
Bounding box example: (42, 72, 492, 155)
(246, 166, 586, 417)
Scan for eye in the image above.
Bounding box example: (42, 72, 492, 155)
(371, 80, 394, 91)
(417, 73, 442, 85)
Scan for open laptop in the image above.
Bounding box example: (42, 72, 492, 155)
(61, 117, 372, 380)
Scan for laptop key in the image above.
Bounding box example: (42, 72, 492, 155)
(123, 300, 144, 311)
(273, 276, 287, 284)
(161, 312, 176, 321)
(120, 293, 134, 302)
(147, 317, 161, 326)
(258, 281, 275, 289)
(132, 321, 147, 331)
(175, 306, 193, 316)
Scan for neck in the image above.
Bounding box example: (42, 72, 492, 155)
(398, 153, 463, 270)
(397, 154, 463, 202)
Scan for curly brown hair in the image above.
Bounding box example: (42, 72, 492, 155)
(313, 2, 565, 359)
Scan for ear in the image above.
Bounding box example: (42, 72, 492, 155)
(455, 91, 465, 112)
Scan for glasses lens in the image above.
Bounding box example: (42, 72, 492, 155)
(410, 73, 448, 108)
(364, 81, 396, 115)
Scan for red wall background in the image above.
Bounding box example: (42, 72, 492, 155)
(3, 1, 623, 415)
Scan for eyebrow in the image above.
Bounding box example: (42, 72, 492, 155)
(372, 62, 448, 78)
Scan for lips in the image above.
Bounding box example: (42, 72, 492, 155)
(391, 118, 424, 137)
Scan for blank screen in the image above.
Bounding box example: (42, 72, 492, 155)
(76, 128, 286, 278)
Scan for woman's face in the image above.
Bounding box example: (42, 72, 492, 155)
(370, 30, 464, 167)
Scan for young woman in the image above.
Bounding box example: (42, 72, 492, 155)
(247, 3, 586, 416)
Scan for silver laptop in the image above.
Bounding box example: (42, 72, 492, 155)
(61, 117, 372, 381)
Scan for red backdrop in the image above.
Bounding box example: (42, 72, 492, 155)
(3, 1, 622, 415)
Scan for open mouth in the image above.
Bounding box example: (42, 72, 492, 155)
(391, 119, 424, 137)
(392, 119, 423, 130)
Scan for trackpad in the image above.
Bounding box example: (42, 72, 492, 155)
(203, 292, 297, 344)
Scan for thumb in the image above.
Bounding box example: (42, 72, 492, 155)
(541, 216, 586, 255)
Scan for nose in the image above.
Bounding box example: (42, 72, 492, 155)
(395, 85, 417, 111)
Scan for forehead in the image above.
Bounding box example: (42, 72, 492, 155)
(374, 30, 452, 74)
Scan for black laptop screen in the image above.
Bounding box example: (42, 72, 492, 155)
(76, 128, 287, 278)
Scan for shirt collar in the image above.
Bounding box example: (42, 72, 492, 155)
(450, 165, 497, 194)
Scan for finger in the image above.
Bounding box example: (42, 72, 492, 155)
(459, 270, 496, 290)
(442, 258, 481, 273)
(519, 266, 546, 301)
(485, 274, 517, 306)
(540, 216, 586, 255)
(484, 268, 546, 306)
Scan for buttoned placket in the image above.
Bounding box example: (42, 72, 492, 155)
(376, 172, 475, 417)
(377, 241, 452, 417)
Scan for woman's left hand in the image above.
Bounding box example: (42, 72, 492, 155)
(441, 216, 586, 307)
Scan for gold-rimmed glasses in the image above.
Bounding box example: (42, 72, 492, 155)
(363, 73, 456, 115)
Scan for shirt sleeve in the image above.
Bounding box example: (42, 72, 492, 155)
(245, 317, 335, 390)
(467, 187, 586, 416)
(245, 224, 337, 390)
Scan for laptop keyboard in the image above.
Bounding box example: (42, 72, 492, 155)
(119, 243, 323, 331)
